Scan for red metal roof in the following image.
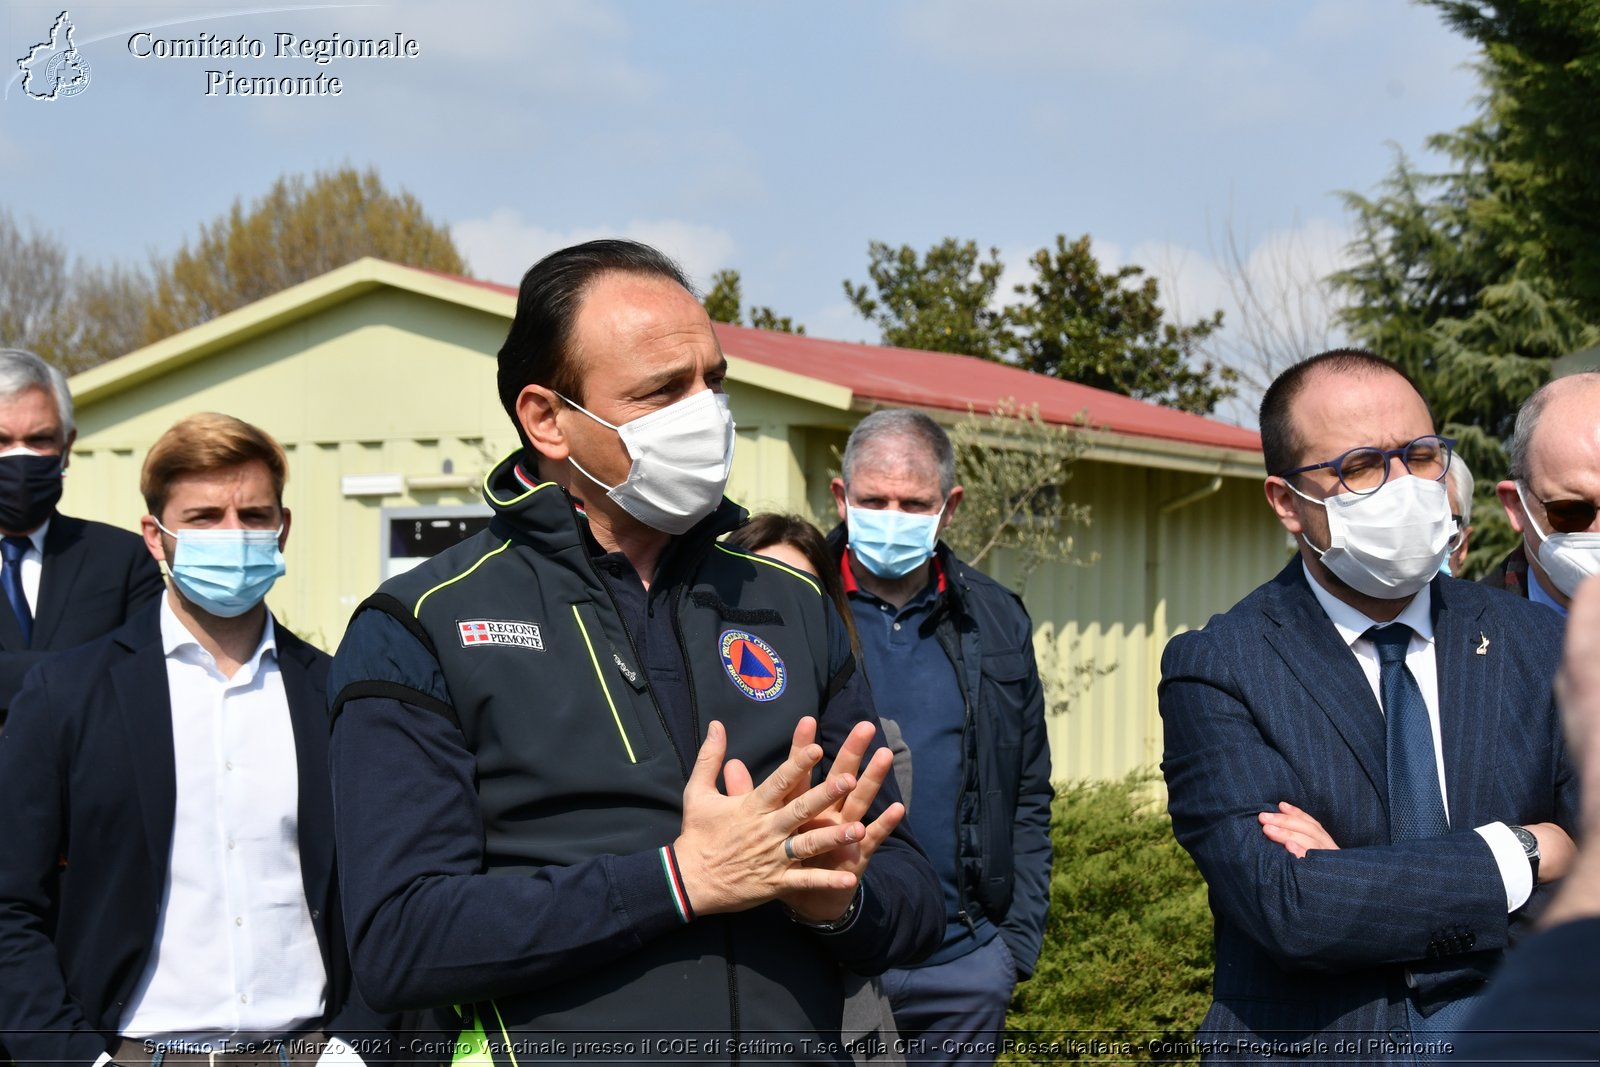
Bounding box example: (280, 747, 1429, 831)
(711, 322, 1261, 452)
(411, 265, 1260, 453)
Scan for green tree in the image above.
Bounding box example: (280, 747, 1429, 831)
(703, 269, 743, 325)
(748, 306, 804, 334)
(1331, 0, 1600, 575)
(701, 268, 804, 333)
(1432, 0, 1600, 319)
(843, 239, 1013, 360)
(143, 166, 467, 343)
(944, 399, 1091, 582)
(843, 236, 1234, 415)
(1011, 235, 1232, 414)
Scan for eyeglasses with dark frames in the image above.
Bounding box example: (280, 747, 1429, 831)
(1277, 435, 1455, 497)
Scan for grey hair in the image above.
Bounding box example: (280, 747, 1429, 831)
(1507, 371, 1600, 482)
(0, 349, 74, 437)
(1445, 451, 1474, 528)
(841, 408, 955, 496)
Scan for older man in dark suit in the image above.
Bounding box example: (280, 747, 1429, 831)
(0, 413, 387, 1067)
(0, 349, 161, 724)
(1160, 349, 1578, 1063)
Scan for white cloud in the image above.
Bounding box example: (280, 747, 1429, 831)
(452, 209, 737, 290)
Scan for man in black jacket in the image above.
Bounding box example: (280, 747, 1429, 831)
(0, 413, 389, 1067)
(827, 409, 1054, 1067)
(328, 239, 941, 1064)
(0, 349, 161, 724)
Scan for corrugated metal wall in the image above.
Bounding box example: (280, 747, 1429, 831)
(979, 463, 1289, 781)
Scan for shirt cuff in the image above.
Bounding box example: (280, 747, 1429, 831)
(1475, 822, 1533, 912)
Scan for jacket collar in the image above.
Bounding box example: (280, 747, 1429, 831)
(484, 450, 747, 576)
(825, 520, 968, 622)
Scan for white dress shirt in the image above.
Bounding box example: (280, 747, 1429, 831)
(1302, 563, 1533, 912)
(11, 517, 47, 614)
(117, 593, 328, 1046)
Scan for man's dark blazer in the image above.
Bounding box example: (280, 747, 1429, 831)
(1160, 561, 1576, 1061)
(0, 601, 389, 1067)
(0, 513, 163, 715)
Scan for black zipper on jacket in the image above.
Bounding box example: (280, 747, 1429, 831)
(560, 495, 745, 1046)
(935, 609, 981, 938)
(668, 577, 703, 751)
(560, 503, 690, 781)
(669, 564, 745, 1054)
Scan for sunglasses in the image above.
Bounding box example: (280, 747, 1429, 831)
(1532, 494, 1600, 534)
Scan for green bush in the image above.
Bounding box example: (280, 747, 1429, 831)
(1001, 773, 1214, 1065)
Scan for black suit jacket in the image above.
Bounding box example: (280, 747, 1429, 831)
(0, 601, 389, 1067)
(0, 513, 163, 715)
(1160, 562, 1577, 1061)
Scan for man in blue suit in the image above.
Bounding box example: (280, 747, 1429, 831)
(1160, 350, 1578, 1062)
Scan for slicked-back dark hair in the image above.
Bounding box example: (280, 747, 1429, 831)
(1258, 348, 1430, 476)
(496, 239, 695, 444)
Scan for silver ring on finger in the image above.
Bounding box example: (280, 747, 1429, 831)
(783, 835, 799, 862)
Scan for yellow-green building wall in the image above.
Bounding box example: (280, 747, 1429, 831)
(65, 284, 1288, 782)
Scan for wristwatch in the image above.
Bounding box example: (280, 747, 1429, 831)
(1510, 825, 1540, 885)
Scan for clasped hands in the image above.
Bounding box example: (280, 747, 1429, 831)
(672, 716, 903, 924)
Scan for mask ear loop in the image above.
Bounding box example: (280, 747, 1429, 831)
(1512, 481, 1553, 545)
(553, 392, 625, 495)
(1275, 476, 1335, 559)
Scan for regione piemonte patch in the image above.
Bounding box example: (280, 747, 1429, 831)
(719, 629, 786, 701)
(458, 619, 544, 650)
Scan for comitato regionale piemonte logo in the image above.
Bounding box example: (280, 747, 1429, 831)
(16, 10, 92, 101)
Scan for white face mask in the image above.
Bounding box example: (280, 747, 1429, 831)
(1286, 474, 1453, 600)
(558, 389, 736, 535)
(1514, 481, 1600, 598)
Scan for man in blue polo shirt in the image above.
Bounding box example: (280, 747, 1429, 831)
(828, 409, 1054, 1066)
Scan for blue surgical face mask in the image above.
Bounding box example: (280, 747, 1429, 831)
(157, 520, 285, 618)
(846, 499, 945, 579)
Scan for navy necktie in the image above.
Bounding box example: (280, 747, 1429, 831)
(1, 535, 33, 647)
(1369, 624, 1484, 1041)
(1369, 623, 1449, 841)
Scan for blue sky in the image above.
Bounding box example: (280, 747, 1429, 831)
(2, 1, 1480, 421)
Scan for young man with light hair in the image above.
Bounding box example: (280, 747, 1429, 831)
(0, 412, 389, 1067)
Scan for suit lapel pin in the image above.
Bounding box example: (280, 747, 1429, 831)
(1476, 632, 1490, 656)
